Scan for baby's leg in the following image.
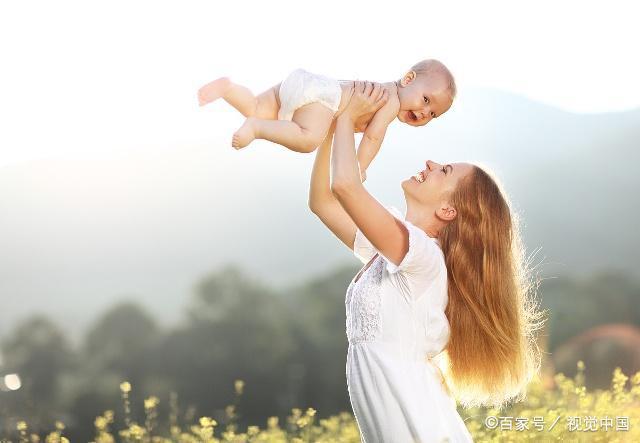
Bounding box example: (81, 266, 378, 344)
(198, 77, 279, 119)
(232, 103, 334, 152)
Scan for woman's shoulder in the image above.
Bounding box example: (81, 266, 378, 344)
(383, 209, 446, 277)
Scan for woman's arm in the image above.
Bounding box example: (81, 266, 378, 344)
(330, 82, 410, 266)
(308, 122, 358, 249)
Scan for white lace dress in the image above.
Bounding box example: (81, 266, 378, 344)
(345, 208, 474, 443)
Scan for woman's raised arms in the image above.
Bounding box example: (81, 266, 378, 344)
(308, 122, 358, 249)
(329, 82, 410, 267)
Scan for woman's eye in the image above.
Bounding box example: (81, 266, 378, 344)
(424, 96, 430, 104)
(441, 166, 447, 174)
(431, 111, 436, 118)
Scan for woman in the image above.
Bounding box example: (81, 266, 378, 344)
(308, 82, 546, 443)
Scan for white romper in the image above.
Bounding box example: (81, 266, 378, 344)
(345, 207, 474, 443)
(277, 68, 342, 121)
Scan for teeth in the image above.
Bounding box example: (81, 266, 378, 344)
(414, 171, 425, 183)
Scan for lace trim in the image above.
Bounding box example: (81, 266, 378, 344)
(345, 256, 385, 344)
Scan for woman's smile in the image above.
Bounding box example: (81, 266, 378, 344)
(413, 169, 427, 183)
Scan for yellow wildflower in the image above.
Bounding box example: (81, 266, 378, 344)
(247, 426, 259, 436)
(129, 424, 145, 438)
(267, 416, 279, 429)
(95, 416, 107, 430)
(234, 379, 245, 396)
(119, 381, 131, 393)
(144, 396, 159, 410)
(199, 416, 217, 428)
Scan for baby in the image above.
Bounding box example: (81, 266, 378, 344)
(197, 59, 456, 180)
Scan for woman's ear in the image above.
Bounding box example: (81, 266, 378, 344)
(400, 70, 417, 87)
(437, 203, 457, 222)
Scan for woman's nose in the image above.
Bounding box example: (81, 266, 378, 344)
(426, 160, 439, 170)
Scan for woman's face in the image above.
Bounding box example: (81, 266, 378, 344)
(402, 160, 474, 211)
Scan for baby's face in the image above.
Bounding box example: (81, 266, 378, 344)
(396, 73, 453, 127)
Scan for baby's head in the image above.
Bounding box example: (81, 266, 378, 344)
(396, 59, 456, 127)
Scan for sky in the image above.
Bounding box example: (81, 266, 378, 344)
(0, 0, 639, 343)
(0, 0, 639, 168)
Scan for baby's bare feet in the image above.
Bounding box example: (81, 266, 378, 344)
(232, 118, 257, 149)
(198, 77, 232, 106)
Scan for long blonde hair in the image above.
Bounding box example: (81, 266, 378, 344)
(438, 165, 548, 410)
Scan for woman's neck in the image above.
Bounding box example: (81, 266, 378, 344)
(405, 206, 445, 239)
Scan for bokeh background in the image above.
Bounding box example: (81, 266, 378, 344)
(1, 0, 639, 441)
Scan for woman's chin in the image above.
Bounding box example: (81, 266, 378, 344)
(400, 177, 415, 193)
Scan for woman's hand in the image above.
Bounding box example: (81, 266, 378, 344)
(343, 81, 389, 125)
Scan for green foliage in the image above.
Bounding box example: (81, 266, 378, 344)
(541, 271, 640, 352)
(0, 266, 638, 441)
(6, 362, 640, 443)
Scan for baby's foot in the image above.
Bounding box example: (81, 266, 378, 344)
(198, 77, 232, 106)
(232, 118, 257, 149)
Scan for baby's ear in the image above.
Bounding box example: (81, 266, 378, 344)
(400, 70, 417, 87)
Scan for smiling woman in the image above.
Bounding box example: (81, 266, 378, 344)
(308, 81, 547, 442)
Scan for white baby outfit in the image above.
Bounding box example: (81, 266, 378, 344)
(346, 207, 474, 443)
(277, 69, 342, 121)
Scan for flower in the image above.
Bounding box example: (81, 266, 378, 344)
(94, 417, 108, 430)
(267, 416, 279, 429)
(144, 396, 159, 410)
(119, 381, 131, 393)
(234, 379, 245, 396)
(199, 417, 217, 428)
(247, 426, 259, 436)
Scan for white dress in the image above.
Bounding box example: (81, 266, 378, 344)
(345, 208, 474, 443)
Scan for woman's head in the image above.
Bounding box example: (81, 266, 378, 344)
(401, 160, 474, 233)
(405, 161, 548, 409)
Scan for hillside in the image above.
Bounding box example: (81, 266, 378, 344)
(1, 88, 638, 341)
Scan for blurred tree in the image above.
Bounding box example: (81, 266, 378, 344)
(540, 271, 640, 352)
(60, 300, 159, 442)
(82, 300, 158, 378)
(156, 266, 297, 427)
(283, 265, 358, 415)
(0, 315, 73, 430)
(553, 323, 640, 389)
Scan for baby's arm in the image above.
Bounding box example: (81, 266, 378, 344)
(356, 102, 398, 180)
